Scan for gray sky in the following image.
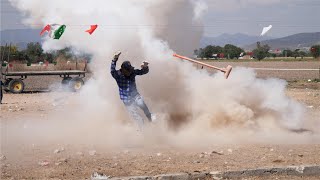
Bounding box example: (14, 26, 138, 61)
(1, 0, 319, 37)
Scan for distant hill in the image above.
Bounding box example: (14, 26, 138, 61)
(1, 29, 320, 52)
(0, 29, 41, 49)
(200, 33, 273, 47)
(243, 32, 320, 51)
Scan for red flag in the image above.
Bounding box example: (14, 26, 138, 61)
(85, 25, 98, 35)
(40, 24, 51, 36)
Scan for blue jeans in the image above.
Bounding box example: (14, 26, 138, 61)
(124, 95, 152, 129)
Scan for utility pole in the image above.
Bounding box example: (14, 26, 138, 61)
(8, 43, 11, 63)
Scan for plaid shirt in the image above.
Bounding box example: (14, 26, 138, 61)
(111, 60, 149, 104)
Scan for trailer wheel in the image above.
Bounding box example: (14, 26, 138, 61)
(61, 77, 72, 85)
(8, 79, 25, 93)
(3, 78, 13, 92)
(69, 77, 84, 91)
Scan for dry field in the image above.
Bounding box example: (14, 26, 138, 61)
(202, 61, 320, 81)
(1, 61, 320, 179)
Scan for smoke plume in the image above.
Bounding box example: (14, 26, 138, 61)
(4, 0, 318, 149)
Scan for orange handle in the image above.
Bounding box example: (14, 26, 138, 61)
(173, 54, 225, 72)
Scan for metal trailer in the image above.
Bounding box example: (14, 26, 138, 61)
(1, 69, 86, 93)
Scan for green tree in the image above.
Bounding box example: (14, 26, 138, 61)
(252, 42, 270, 60)
(299, 51, 307, 59)
(194, 46, 219, 59)
(310, 45, 320, 58)
(40, 53, 55, 63)
(0, 45, 19, 61)
(203, 45, 215, 58)
(193, 49, 199, 57)
(197, 48, 205, 59)
(282, 49, 293, 57)
(25, 42, 43, 63)
(223, 44, 243, 59)
(11, 49, 26, 61)
(292, 49, 300, 59)
(56, 47, 73, 59)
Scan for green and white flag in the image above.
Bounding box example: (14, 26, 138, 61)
(40, 24, 66, 39)
(49, 24, 66, 39)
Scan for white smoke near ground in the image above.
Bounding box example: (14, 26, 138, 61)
(4, 0, 318, 151)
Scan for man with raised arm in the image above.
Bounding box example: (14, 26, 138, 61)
(110, 51, 155, 130)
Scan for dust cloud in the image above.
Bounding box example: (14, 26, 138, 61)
(3, 0, 318, 151)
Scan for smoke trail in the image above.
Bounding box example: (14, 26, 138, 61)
(5, 0, 317, 149)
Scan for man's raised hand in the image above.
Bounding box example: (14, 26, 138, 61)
(113, 51, 121, 61)
(141, 61, 149, 68)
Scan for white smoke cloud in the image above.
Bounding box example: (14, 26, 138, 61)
(192, 0, 208, 20)
(204, 0, 294, 11)
(5, 0, 317, 149)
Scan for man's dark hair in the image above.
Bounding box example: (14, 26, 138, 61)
(121, 61, 134, 72)
(120, 61, 134, 77)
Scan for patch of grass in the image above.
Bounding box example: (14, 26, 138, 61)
(312, 78, 320, 82)
(198, 57, 318, 62)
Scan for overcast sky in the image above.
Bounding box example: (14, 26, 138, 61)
(1, 0, 319, 37)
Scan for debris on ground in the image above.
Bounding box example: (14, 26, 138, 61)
(55, 158, 68, 166)
(89, 150, 97, 156)
(54, 147, 65, 154)
(210, 151, 223, 155)
(111, 163, 118, 168)
(273, 159, 284, 163)
(38, 160, 50, 166)
(0, 155, 6, 161)
(91, 172, 110, 180)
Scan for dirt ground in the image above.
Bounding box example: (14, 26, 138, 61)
(0, 83, 319, 179)
(1, 61, 320, 179)
(203, 61, 320, 81)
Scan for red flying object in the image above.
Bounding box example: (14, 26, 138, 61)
(86, 25, 98, 35)
(40, 24, 51, 36)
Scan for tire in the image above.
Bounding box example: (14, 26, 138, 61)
(3, 79, 12, 92)
(69, 77, 84, 92)
(8, 79, 25, 93)
(61, 77, 72, 85)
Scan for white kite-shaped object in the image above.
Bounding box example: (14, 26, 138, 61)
(260, 25, 272, 36)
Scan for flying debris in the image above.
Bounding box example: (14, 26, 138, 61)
(40, 24, 51, 36)
(260, 25, 272, 36)
(86, 24, 98, 35)
(173, 54, 232, 79)
(40, 24, 66, 39)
